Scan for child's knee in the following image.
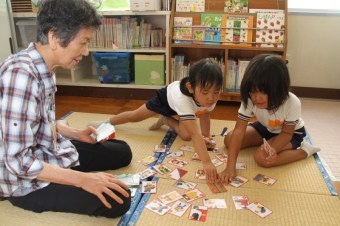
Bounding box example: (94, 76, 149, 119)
(254, 152, 272, 168)
(179, 134, 191, 141)
(224, 132, 232, 147)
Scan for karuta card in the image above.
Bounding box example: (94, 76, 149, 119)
(152, 164, 172, 175)
(141, 181, 157, 193)
(203, 198, 227, 209)
(168, 200, 191, 217)
(232, 195, 249, 210)
(168, 158, 188, 168)
(194, 169, 206, 179)
(158, 191, 183, 205)
(247, 201, 273, 218)
(145, 200, 170, 216)
(236, 162, 247, 169)
(179, 145, 194, 152)
(168, 168, 188, 180)
(182, 188, 205, 202)
(215, 153, 228, 162)
(139, 168, 157, 180)
(174, 179, 197, 190)
(229, 175, 249, 188)
(191, 153, 201, 161)
(253, 173, 277, 186)
(207, 182, 227, 193)
(188, 206, 208, 222)
(167, 151, 184, 158)
(211, 158, 223, 167)
(139, 156, 157, 166)
(154, 144, 167, 153)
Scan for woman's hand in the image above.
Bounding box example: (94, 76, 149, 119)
(77, 172, 130, 208)
(77, 126, 98, 144)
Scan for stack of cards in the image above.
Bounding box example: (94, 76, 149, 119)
(207, 182, 227, 193)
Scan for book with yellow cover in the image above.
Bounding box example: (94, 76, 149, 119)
(222, 14, 253, 46)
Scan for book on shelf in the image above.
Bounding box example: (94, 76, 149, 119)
(249, 9, 284, 14)
(224, 0, 248, 13)
(236, 59, 250, 91)
(255, 12, 285, 48)
(173, 17, 193, 44)
(222, 14, 253, 46)
(201, 13, 223, 45)
(176, 0, 205, 12)
(192, 27, 206, 44)
(226, 58, 237, 92)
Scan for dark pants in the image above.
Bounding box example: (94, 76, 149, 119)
(8, 139, 132, 218)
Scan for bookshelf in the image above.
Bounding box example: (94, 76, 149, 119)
(169, 0, 288, 101)
(9, 8, 171, 90)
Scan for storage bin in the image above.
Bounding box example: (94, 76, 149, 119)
(16, 19, 37, 47)
(92, 52, 134, 83)
(134, 54, 165, 85)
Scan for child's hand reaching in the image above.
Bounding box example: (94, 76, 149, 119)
(202, 161, 219, 184)
(203, 136, 216, 149)
(219, 167, 236, 184)
(262, 138, 277, 162)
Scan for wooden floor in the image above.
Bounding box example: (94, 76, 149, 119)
(55, 95, 339, 195)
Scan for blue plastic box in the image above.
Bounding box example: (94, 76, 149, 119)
(92, 52, 134, 83)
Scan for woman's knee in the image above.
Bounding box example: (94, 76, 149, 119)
(101, 190, 131, 218)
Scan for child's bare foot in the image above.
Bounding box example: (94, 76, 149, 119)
(149, 115, 166, 130)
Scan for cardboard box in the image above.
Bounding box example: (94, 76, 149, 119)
(130, 0, 161, 11)
(135, 54, 165, 85)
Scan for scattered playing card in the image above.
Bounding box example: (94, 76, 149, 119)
(154, 144, 167, 153)
(139, 156, 158, 166)
(179, 145, 194, 152)
(247, 201, 272, 218)
(207, 182, 227, 193)
(139, 168, 157, 180)
(168, 200, 191, 217)
(232, 195, 249, 210)
(253, 173, 277, 186)
(236, 162, 247, 169)
(191, 153, 201, 161)
(182, 188, 205, 202)
(141, 181, 157, 193)
(153, 164, 172, 175)
(158, 191, 183, 205)
(194, 169, 206, 180)
(188, 206, 208, 222)
(168, 168, 188, 180)
(229, 175, 249, 188)
(215, 153, 228, 162)
(174, 179, 197, 190)
(168, 158, 188, 167)
(203, 199, 227, 209)
(145, 200, 170, 216)
(211, 158, 223, 166)
(116, 174, 140, 186)
(130, 187, 138, 197)
(167, 151, 184, 158)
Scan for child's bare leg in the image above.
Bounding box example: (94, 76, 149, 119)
(149, 115, 166, 130)
(166, 118, 191, 141)
(109, 104, 156, 125)
(224, 126, 262, 149)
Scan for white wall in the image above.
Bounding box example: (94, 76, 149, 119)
(0, 0, 12, 61)
(287, 13, 340, 89)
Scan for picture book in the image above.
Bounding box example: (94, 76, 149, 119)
(223, 15, 253, 46)
(192, 27, 206, 44)
(201, 13, 223, 45)
(224, 0, 248, 13)
(255, 12, 285, 48)
(176, 0, 205, 12)
(173, 17, 193, 44)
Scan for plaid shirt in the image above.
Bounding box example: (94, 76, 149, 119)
(0, 43, 79, 197)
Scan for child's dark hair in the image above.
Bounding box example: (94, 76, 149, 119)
(240, 54, 290, 111)
(180, 58, 223, 96)
(37, 0, 102, 47)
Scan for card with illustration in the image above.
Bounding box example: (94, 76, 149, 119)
(253, 173, 277, 186)
(168, 168, 188, 180)
(153, 164, 172, 175)
(145, 200, 170, 216)
(211, 158, 223, 167)
(179, 145, 194, 152)
(232, 195, 249, 210)
(229, 175, 249, 188)
(194, 169, 206, 179)
(191, 152, 201, 161)
(188, 206, 208, 222)
(174, 179, 197, 190)
(207, 182, 227, 193)
(130, 186, 138, 197)
(116, 174, 140, 186)
(236, 162, 247, 169)
(158, 190, 183, 205)
(215, 153, 228, 162)
(141, 181, 157, 194)
(168, 200, 191, 217)
(139, 168, 157, 180)
(182, 188, 205, 202)
(203, 198, 227, 209)
(139, 155, 158, 166)
(168, 158, 188, 168)
(167, 151, 184, 158)
(154, 144, 167, 153)
(247, 201, 273, 218)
